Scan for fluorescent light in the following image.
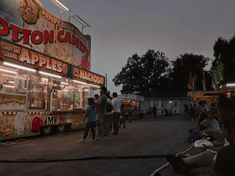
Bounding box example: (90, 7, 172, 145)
(51, 0, 70, 11)
(61, 81, 69, 85)
(41, 78, 48, 82)
(0, 74, 26, 80)
(35, 0, 43, 6)
(84, 88, 89, 92)
(7, 80, 15, 84)
(39, 71, 62, 79)
(3, 62, 36, 73)
(72, 80, 88, 85)
(3, 84, 14, 88)
(89, 84, 100, 88)
(0, 68, 17, 74)
(226, 83, 235, 87)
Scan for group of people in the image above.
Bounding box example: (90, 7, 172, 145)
(167, 93, 235, 176)
(184, 101, 211, 121)
(146, 105, 158, 119)
(80, 87, 124, 142)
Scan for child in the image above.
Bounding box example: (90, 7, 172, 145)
(80, 97, 97, 142)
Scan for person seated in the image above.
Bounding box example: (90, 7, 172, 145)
(167, 95, 235, 175)
(167, 128, 226, 173)
(188, 109, 221, 143)
(199, 110, 221, 133)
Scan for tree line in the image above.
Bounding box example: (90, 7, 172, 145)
(113, 34, 235, 94)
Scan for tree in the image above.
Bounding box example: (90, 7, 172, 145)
(171, 53, 210, 91)
(212, 36, 235, 83)
(113, 50, 170, 94)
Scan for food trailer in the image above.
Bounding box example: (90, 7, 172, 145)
(0, 0, 105, 140)
(119, 94, 144, 108)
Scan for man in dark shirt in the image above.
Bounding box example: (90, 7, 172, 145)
(210, 95, 235, 176)
(213, 144, 235, 176)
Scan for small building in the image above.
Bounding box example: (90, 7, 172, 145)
(141, 92, 191, 114)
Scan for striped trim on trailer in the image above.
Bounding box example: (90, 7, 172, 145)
(1, 112, 17, 115)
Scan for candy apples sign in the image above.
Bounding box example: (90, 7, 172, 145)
(0, 40, 69, 76)
(0, 0, 91, 70)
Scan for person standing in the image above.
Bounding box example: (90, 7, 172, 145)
(111, 92, 121, 135)
(80, 98, 96, 142)
(94, 94, 99, 104)
(120, 103, 126, 128)
(104, 91, 113, 136)
(152, 105, 157, 120)
(96, 87, 108, 137)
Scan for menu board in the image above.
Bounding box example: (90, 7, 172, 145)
(0, 93, 26, 110)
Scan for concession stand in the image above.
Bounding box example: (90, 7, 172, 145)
(119, 94, 144, 119)
(0, 0, 105, 140)
(119, 94, 144, 110)
(120, 94, 144, 105)
(187, 91, 221, 103)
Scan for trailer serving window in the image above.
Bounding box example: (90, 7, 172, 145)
(63, 87, 74, 110)
(74, 88, 82, 109)
(0, 69, 27, 111)
(52, 89, 63, 111)
(82, 88, 89, 108)
(28, 77, 48, 110)
(0, 70, 27, 95)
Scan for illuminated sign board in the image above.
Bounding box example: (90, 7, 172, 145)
(0, 0, 91, 70)
(0, 39, 104, 86)
(0, 40, 68, 76)
(73, 67, 105, 86)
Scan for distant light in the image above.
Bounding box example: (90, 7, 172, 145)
(50, 0, 70, 11)
(226, 83, 235, 87)
(3, 62, 36, 73)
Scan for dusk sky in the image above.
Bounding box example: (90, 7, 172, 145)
(43, 0, 235, 93)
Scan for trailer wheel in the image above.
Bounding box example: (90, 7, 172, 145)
(41, 126, 52, 135)
(57, 125, 65, 133)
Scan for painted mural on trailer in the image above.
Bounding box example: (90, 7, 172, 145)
(0, 0, 91, 70)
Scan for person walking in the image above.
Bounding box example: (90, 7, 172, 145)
(111, 92, 121, 135)
(80, 98, 96, 142)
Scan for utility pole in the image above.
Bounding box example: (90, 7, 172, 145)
(105, 73, 108, 88)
